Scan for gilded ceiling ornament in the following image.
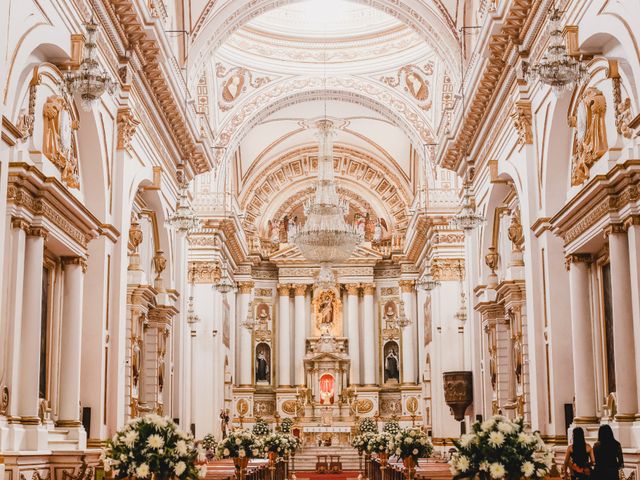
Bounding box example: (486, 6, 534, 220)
(570, 87, 608, 186)
(381, 63, 434, 110)
(510, 101, 533, 145)
(42, 95, 80, 189)
(216, 64, 271, 111)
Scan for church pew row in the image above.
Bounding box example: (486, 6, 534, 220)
(204, 459, 287, 480)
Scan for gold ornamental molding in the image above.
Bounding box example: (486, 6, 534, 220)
(440, 0, 541, 171)
(188, 261, 221, 284)
(511, 100, 533, 145)
(116, 107, 140, 150)
(431, 258, 465, 281)
(101, 0, 211, 174)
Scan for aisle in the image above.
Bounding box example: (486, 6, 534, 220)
(294, 472, 360, 480)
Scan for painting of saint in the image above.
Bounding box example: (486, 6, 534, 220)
(319, 292, 333, 326)
(405, 71, 428, 101)
(255, 343, 271, 383)
(222, 72, 244, 102)
(384, 342, 400, 383)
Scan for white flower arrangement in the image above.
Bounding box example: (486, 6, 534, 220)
(252, 418, 271, 437)
(366, 433, 396, 455)
(216, 430, 261, 459)
(449, 416, 554, 480)
(261, 432, 300, 457)
(392, 427, 433, 460)
(359, 418, 378, 434)
(351, 432, 377, 453)
(101, 414, 206, 480)
(383, 420, 401, 436)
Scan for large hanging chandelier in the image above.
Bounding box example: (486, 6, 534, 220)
(450, 185, 485, 231)
(168, 183, 200, 232)
(528, 7, 588, 94)
(293, 119, 362, 286)
(215, 261, 235, 294)
(66, 18, 116, 111)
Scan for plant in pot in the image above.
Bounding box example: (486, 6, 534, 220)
(449, 416, 553, 480)
(101, 414, 207, 480)
(216, 429, 261, 480)
(393, 427, 433, 480)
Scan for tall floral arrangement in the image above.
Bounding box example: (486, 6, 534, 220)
(351, 432, 377, 453)
(262, 432, 300, 457)
(280, 418, 293, 434)
(252, 418, 271, 437)
(367, 432, 396, 455)
(101, 414, 206, 480)
(359, 417, 378, 434)
(216, 430, 261, 459)
(383, 420, 401, 436)
(393, 427, 433, 461)
(449, 416, 554, 480)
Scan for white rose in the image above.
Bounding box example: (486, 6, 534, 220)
(174, 462, 187, 476)
(488, 431, 504, 447)
(176, 440, 188, 456)
(489, 463, 505, 479)
(460, 434, 475, 448)
(497, 422, 514, 435)
(223, 448, 231, 456)
(136, 464, 150, 479)
(521, 462, 535, 478)
(404, 438, 413, 444)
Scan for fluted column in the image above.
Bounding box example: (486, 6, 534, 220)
(400, 280, 417, 384)
(606, 225, 638, 418)
(278, 284, 292, 387)
(58, 257, 87, 425)
(346, 284, 361, 385)
(294, 284, 307, 386)
(362, 284, 376, 385)
(566, 254, 598, 421)
(238, 282, 254, 386)
(18, 227, 47, 421)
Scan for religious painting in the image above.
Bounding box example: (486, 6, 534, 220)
(312, 288, 342, 336)
(255, 343, 271, 384)
(381, 63, 434, 111)
(223, 298, 230, 348)
(319, 373, 335, 405)
(383, 341, 400, 384)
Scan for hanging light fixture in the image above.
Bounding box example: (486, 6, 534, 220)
(417, 268, 441, 292)
(168, 167, 200, 232)
(241, 298, 256, 330)
(528, 7, 588, 94)
(187, 267, 201, 328)
(66, 18, 116, 111)
(293, 120, 362, 287)
(215, 260, 235, 294)
(396, 300, 410, 329)
(450, 185, 485, 231)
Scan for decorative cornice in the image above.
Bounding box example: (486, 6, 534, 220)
(188, 261, 221, 284)
(431, 258, 465, 281)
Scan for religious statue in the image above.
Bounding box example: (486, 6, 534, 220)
(287, 216, 298, 243)
(355, 214, 366, 237)
(220, 409, 230, 438)
(319, 293, 334, 334)
(571, 87, 608, 186)
(320, 374, 335, 405)
(255, 344, 270, 383)
(373, 220, 382, 243)
(384, 344, 400, 383)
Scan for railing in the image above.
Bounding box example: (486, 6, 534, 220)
(193, 192, 243, 218)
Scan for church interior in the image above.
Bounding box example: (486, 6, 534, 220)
(1, 0, 640, 479)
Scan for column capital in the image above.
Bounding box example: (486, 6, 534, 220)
(61, 256, 88, 273)
(399, 280, 415, 293)
(345, 283, 360, 295)
(238, 281, 254, 294)
(603, 223, 626, 238)
(293, 284, 308, 296)
(623, 215, 640, 230)
(564, 253, 592, 270)
(27, 226, 48, 240)
(277, 284, 291, 296)
(11, 216, 30, 232)
(362, 283, 376, 295)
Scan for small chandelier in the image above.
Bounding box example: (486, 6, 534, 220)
(168, 181, 200, 232)
(450, 186, 485, 231)
(454, 291, 468, 322)
(186, 269, 201, 328)
(293, 120, 362, 286)
(417, 270, 441, 292)
(66, 18, 116, 111)
(396, 301, 410, 329)
(528, 7, 588, 94)
(215, 261, 235, 294)
(241, 298, 256, 330)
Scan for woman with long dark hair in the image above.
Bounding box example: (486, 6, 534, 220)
(563, 427, 594, 479)
(593, 425, 624, 480)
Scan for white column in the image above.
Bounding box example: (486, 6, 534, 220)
(346, 284, 360, 385)
(18, 227, 47, 420)
(58, 257, 87, 424)
(607, 226, 638, 417)
(278, 284, 292, 387)
(293, 284, 307, 386)
(625, 218, 640, 412)
(566, 254, 598, 421)
(362, 284, 375, 385)
(400, 280, 417, 384)
(238, 282, 254, 386)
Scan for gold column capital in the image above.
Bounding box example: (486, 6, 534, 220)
(10, 216, 30, 232)
(238, 281, 255, 294)
(61, 256, 88, 273)
(399, 280, 415, 293)
(603, 223, 625, 238)
(362, 284, 376, 295)
(293, 284, 308, 296)
(277, 284, 291, 296)
(564, 253, 592, 270)
(623, 215, 640, 230)
(345, 283, 360, 295)
(27, 226, 48, 240)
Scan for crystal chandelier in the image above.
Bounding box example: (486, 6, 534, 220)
(186, 268, 201, 328)
(215, 261, 235, 294)
(450, 186, 485, 231)
(66, 19, 116, 111)
(168, 177, 200, 232)
(396, 301, 410, 329)
(417, 268, 441, 292)
(293, 119, 362, 285)
(528, 7, 588, 94)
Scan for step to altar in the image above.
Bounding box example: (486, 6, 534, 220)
(293, 446, 362, 472)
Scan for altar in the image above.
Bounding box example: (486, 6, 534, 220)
(302, 425, 353, 446)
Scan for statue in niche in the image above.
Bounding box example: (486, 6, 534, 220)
(287, 216, 298, 243)
(364, 213, 375, 241)
(42, 95, 80, 189)
(319, 292, 334, 331)
(355, 214, 366, 237)
(220, 409, 230, 439)
(384, 342, 400, 383)
(255, 343, 271, 383)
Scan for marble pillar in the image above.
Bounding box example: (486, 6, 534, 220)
(625, 217, 640, 412)
(345, 284, 360, 385)
(362, 284, 375, 385)
(278, 284, 292, 387)
(18, 227, 47, 421)
(607, 226, 638, 418)
(566, 254, 598, 421)
(58, 257, 87, 425)
(294, 284, 307, 386)
(400, 280, 417, 384)
(238, 282, 254, 386)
